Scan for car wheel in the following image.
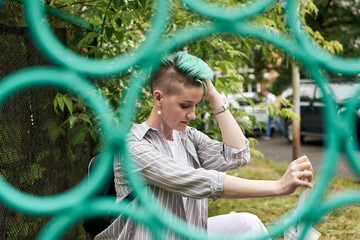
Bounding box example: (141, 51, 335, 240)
(286, 121, 293, 144)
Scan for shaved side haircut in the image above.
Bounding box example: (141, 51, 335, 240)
(150, 52, 213, 96)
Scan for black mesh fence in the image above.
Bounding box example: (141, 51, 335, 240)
(0, 1, 94, 239)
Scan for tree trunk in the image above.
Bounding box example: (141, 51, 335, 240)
(292, 64, 301, 159)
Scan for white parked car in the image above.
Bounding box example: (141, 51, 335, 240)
(224, 92, 272, 131)
(203, 92, 275, 134)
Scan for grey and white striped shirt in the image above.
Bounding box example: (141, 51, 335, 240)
(95, 123, 250, 240)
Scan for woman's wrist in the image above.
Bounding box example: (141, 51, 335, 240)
(274, 180, 286, 196)
(207, 91, 224, 109)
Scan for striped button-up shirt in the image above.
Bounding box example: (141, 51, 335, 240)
(95, 123, 250, 240)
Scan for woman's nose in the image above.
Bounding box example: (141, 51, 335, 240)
(187, 110, 196, 120)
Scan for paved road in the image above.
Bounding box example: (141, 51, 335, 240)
(254, 133, 360, 182)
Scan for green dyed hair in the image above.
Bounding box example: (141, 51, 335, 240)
(150, 52, 213, 96)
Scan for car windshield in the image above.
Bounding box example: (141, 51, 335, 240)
(237, 93, 262, 106)
(314, 82, 359, 103)
(330, 83, 359, 102)
(283, 80, 360, 103)
(330, 82, 360, 102)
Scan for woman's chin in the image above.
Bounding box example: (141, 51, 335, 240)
(175, 123, 188, 131)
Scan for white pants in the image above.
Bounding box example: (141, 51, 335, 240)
(208, 212, 270, 238)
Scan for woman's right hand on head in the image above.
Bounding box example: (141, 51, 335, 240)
(204, 79, 219, 101)
(278, 155, 313, 196)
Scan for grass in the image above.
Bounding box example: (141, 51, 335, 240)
(208, 158, 360, 239)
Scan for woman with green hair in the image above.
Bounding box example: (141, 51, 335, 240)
(95, 52, 313, 240)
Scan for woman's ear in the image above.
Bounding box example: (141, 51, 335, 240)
(153, 90, 163, 106)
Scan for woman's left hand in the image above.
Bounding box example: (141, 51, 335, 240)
(278, 155, 313, 195)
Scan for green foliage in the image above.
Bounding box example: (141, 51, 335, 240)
(0, 112, 23, 184)
(6, 214, 44, 239)
(0, 112, 51, 239)
(46, 0, 342, 149)
(248, 137, 264, 159)
(51, 93, 99, 152)
(306, 26, 344, 55)
(19, 152, 48, 186)
(305, 0, 360, 58)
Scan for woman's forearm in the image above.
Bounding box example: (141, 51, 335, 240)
(222, 156, 314, 199)
(222, 175, 282, 199)
(206, 89, 246, 150)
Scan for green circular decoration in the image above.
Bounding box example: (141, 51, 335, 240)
(180, 0, 275, 22)
(37, 198, 155, 240)
(0, 68, 115, 215)
(24, 0, 170, 76)
(287, 0, 360, 75)
(0, 0, 360, 239)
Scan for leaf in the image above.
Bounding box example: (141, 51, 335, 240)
(89, 127, 98, 141)
(227, 76, 242, 82)
(281, 108, 300, 122)
(49, 128, 60, 142)
(313, 31, 324, 42)
(113, 0, 123, 9)
(72, 131, 86, 147)
(69, 116, 78, 129)
(87, 32, 99, 44)
(53, 98, 61, 116)
(53, 97, 57, 109)
(57, 95, 65, 112)
(137, 0, 147, 8)
(306, 26, 314, 35)
(106, 28, 115, 40)
(215, 62, 228, 75)
(115, 18, 122, 28)
(77, 32, 98, 49)
(122, 12, 132, 26)
(128, 0, 139, 9)
(79, 114, 92, 125)
(114, 31, 124, 43)
(63, 96, 73, 115)
(31, 163, 46, 181)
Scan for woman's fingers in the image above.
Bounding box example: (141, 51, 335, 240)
(292, 155, 311, 166)
(293, 162, 313, 175)
(280, 155, 315, 194)
(292, 156, 314, 184)
(291, 155, 313, 173)
(204, 79, 216, 98)
(294, 169, 313, 188)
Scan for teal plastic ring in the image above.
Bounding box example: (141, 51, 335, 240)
(37, 198, 158, 240)
(0, 67, 115, 215)
(180, 0, 275, 22)
(24, 0, 170, 76)
(287, 0, 360, 75)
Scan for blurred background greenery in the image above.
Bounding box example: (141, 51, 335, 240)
(1, 0, 359, 239)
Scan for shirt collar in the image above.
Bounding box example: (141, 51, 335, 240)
(130, 122, 151, 140)
(131, 122, 189, 141)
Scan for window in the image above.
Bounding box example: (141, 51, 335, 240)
(314, 87, 323, 102)
(300, 84, 315, 101)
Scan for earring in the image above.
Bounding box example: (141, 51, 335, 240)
(157, 108, 163, 132)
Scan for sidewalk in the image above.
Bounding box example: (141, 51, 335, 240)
(254, 133, 360, 182)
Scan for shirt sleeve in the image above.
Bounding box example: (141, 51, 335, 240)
(126, 136, 226, 201)
(188, 127, 250, 172)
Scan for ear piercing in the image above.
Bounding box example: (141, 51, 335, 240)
(157, 108, 163, 132)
